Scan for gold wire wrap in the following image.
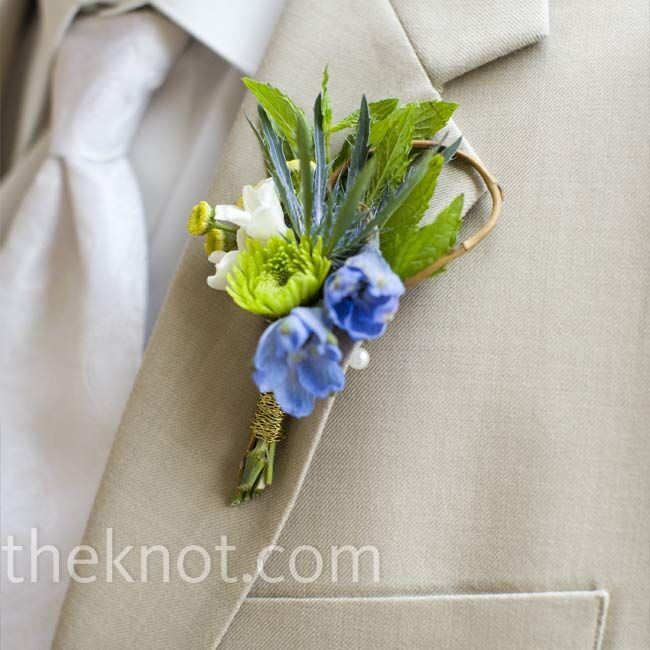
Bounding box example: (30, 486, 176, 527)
(250, 392, 285, 442)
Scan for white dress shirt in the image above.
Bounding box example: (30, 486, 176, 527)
(0, 3, 284, 649)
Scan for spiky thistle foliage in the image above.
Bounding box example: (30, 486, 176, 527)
(245, 70, 466, 280)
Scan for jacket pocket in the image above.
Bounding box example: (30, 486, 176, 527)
(221, 590, 608, 650)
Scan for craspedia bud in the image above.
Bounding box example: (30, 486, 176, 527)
(286, 159, 316, 193)
(204, 228, 237, 255)
(187, 201, 214, 236)
(286, 159, 301, 174)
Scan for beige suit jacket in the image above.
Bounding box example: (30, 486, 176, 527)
(52, 0, 649, 648)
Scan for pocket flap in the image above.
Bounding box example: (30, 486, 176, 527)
(221, 590, 608, 649)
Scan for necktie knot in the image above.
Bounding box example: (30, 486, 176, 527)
(49, 12, 187, 161)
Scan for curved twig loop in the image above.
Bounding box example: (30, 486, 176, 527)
(328, 139, 503, 289)
(404, 139, 503, 288)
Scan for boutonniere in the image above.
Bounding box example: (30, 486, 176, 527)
(187, 69, 502, 505)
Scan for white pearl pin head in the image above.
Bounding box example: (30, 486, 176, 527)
(349, 346, 370, 370)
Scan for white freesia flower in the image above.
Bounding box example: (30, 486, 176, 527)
(207, 250, 239, 291)
(241, 178, 288, 241)
(206, 177, 288, 291)
(215, 177, 287, 243)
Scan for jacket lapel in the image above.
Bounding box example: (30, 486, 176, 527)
(56, 1, 489, 648)
(203, 0, 492, 645)
(390, 0, 550, 89)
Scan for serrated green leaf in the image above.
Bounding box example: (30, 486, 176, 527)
(368, 115, 394, 145)
(368, 105, 415, 202)
(379, 152, 444, 241)
(329, 98, 399, 133)
(368, 100, 457, 145)
(379, 228, 404, 274)
(330, 138, 352, 176)
(411, 100, 458, 139)
(351, 151, 437, 245)
(243, 77, 306, 153)
(383, 194, 464, 279)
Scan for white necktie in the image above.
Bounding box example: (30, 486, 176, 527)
(0, 11, 186, 648)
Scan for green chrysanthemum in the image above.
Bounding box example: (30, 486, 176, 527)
(227, 233, 330, 318)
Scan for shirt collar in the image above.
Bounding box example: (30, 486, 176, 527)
(151, 0, 285, 74)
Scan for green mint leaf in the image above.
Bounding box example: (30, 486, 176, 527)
(383, 194, 464, 279)
(411, 100, 458, 139)
(368, 105, 415, 202)
(369, 100, 457, 145)
(243, 77, 306, 153)
(368, 115, 394, 145)
(330, 137, 352, 173)
(379, 152, 444, 242)
(371, 99, 400, 119)
(329, 98, 399, 133)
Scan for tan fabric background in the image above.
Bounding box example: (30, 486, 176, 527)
(54, 0, 648, 648)
(222, 591, 609, 649)
(436, 3, 650, 645)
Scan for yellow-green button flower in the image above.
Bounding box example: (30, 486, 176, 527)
(187, 201, 214, 236)
(204, 228, 238, 255)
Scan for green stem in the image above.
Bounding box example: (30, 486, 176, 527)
(231, 438, 278, 505)
(265, 441, 276, 485)
(231, 393, 285, 506)
(213, 219, 239, 233)
(238, 439, 268, 491)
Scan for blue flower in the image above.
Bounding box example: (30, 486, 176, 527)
(324, 245, 405, 340)
(253, 307, 345, 417)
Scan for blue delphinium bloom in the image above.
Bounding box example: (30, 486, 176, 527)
(253, 307, 345, 417)
(324, 245, 405, 340)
